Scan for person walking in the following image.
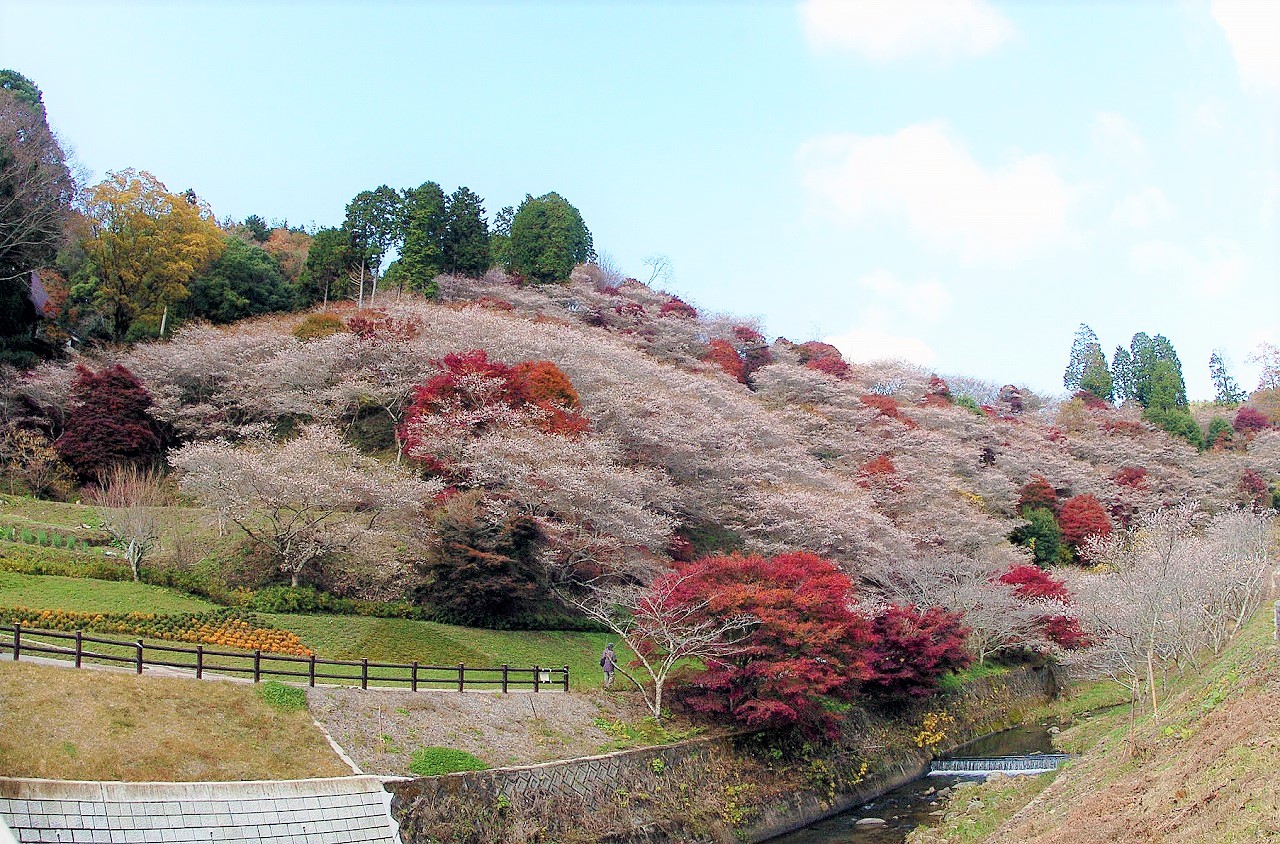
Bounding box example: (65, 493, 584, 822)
(600, 642, 617, 688)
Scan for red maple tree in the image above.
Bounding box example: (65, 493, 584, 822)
(1058, 494, 1113, 549)
(863, 604, 971, 700)
(1017, 476, 1058, 514)
(55, 364, 163, 481)
(668, 551, 874, 736)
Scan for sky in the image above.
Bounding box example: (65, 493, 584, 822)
(1, 0, 1277, 400)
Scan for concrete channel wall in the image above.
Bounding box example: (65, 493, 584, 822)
(0, 775, 401, 844)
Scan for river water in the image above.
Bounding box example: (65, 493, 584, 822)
(767, 724, 1056, 844)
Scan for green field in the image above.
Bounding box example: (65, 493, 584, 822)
(0, 571, 218, 614)
(0, 569, 625, 691)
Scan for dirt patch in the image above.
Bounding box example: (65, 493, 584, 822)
(308, 685, 678, 775)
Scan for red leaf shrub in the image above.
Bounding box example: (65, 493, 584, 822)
(860, 455, 897, 476)
(1239, 469, 1270, 511)
(807, 355, 852, 379)
(55, 364, 163, 481)
(859, 394, 917, 427)
(797, 341, 851, 379)
(1233, 406, 1270, 433)
(1017, 476, 1058, 514)
(669, 551, 874, 737)
(346, 308, 424, 342)
(658, 297, 698, 319)
(863, 604, 971, 700)
(1113, 466, 1148, 489)
(509, 360, 589, 435)
(998, 564, 1069, 600)
(613, 301, 645, 318)
(474, 296, 514, 311)
(1101, 418, 1146, 437)
(1058, 494, 1112, 549)
(1042, 615, 1088, 649)
(731, 325, 773, 378)
(703, 339, 746, 383)
(922, 375, 952, 407)
(1072, 389, 1110, 409)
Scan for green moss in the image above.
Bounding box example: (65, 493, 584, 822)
(256, 680, 308, 712)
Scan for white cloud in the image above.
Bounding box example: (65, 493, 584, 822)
(826, 324, 937, 367)
(1128, 237, 1247, 296)
(1091, 112, 1146, 158)
(1111, 187, 1174, 228)
(857, 269, 952, 322)
(799, 122, 1077, 263)
(1211, 0, 1280, 93)
(799, 0, 1014, 62)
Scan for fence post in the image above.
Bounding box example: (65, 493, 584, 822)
(361, 658, 368, 690)
(563, 665, 570, 693)
(12, 623, 19, 661)
(457, 663, 465, 693)
(309, 654, 316, 688)
(253, 649, 261, 683)
(196, 645, 203, 679)
(75, 630, 83, 669)
(411, 661, 418, 693)
(533, 664, 540, 693)
(501, 664, 508, 694)
(135, 640, 143, 675)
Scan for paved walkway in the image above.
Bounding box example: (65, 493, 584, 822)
(0, 775, 402, 844)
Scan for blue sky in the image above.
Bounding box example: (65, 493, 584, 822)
(2, 0, 1276, 399)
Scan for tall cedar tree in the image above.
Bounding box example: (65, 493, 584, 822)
(55, 364, 162, 481)
(1063, 323, 1113, 402)
(395, 181, 447, 296)
(1057, 494, 1113, 551)
(507, 192, 594, 284)
(413, 491, 545, 627)
(1209, 350, 1246, 405)
(668, 551, 874, 737)
(863, 605, 971, 701)
(442, 186, 491, 278)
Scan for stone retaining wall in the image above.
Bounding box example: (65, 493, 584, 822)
(0, 775, 401, 844)
(391, 666, 1057, 843)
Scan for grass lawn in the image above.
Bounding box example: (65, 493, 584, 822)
(0, 660, 350, 781)
(0, 571, 218, 614)
(267, 613, 629, 692)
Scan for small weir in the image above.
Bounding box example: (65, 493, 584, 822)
(928, 753, 1070, 776)
(768, 723, 1069, 843)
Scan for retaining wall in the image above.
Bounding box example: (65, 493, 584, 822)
(390, 665, 1058, 843)
(0, 775, 401, 844)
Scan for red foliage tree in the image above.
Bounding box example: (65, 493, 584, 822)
(508, 360, 589, 434)
(658, 297, 698, 319)
(997, 565, 1086, 649)
(798, 341, 851, 379)
(1057, 494, 1112, 549)
(1233, 406, 1270, 434)
(922, 375, 952, 407)
(703, 339, 746, 383)
(346, 308, 424, 342)
(1073, 389, 1109, 410)
(863, 604, 971, 700)
(731, 325, 773, 379)
(859, 394, 917, 428)
(1239, 469, 1270, 511)
(1017, 476, 1058, 514)
(669, 551, 874, 736)
(55, 364, 163, 481)
(1113, 466, 1148, 489)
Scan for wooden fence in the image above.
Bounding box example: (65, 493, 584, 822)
(0, 623, 570, 693)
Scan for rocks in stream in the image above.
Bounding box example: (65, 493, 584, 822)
(855, 817, 887, 826)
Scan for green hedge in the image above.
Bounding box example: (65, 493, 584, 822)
(0, 547, 132, 580)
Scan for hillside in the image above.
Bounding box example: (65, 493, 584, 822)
(3, 269, 1276, 628)
(913, 603, 1280, 844)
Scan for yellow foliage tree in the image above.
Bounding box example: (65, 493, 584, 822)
(80, 169, 224, 340)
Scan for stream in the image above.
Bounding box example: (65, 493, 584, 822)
(766, 723, 1057, 844)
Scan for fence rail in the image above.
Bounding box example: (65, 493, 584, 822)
(0, 623, 569, 693)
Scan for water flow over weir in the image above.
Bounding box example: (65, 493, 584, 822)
(928, 753, 1069, 776)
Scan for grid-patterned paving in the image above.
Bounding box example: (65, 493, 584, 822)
(0, 776, 400, 843)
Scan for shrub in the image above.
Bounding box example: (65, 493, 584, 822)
(1113, 466, 1148, 489)
(669, 551, 874, 737)
(293, 312, 348, 341)
(1017, 476, 1058, 514)
(1010, 507, 1061, 566)
(703, 339, 746, 383)
(256, 680, 308, 712)
(859, 394, 916, 427)
(1239, 469, 1270, 511)
(1058, 494, 1112, 551)
(953, 395, 984, 416)
(54, 364, 163, 481)
(863, 604, 971, 701)
(1205, 417, 1234, 450)
(1233, 406, 1270, 434)
(408, 747, 489, 776)
(658, 297, 698, 319)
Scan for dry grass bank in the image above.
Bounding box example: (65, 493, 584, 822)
(0, 660, 350, 781)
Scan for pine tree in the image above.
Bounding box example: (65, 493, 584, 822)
(1111, 346, 1134, 403)
(395, 182, 447, 297)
